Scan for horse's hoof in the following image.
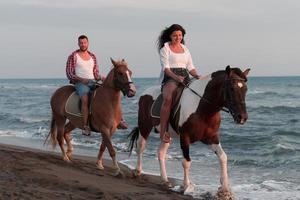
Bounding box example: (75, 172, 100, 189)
(114, 170, 124, 177)
(66, 151, 72, 159)
(63, 156, 71, 163)
(215, 187, 234, 200)
(183, 183, 195, 195)
(112, 169, 123, 177)
(96, 163, 104, 170)
(161, 180, 173, 188)
(132, 169, 142, 177)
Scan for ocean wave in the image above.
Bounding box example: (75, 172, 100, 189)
(248, 91, 278, 95)
(20, 117, 50, 123)
(232, 180, 300, 200)
(287, 83, 300, 87)
(0, 130, 17, 137)
(247, 91, 299, 100)
(0, 84, 60, 90)
(248, 105, 300, 114)
(272, 130, 300, 137)
(0, 130, 31, 138)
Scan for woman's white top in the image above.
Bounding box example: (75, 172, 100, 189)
(75, 53, 95, 79)
(159, 42, 195, 82)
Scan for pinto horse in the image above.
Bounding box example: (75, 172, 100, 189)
(46, 58, 136, 174)
(129, 66, 250, 193)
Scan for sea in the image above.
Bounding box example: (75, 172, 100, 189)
(0, 77, 299, 200)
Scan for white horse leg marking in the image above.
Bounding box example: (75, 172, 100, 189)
(136, 135, 146, 175)
(211, 143, 229, 192)
(182, 158, 195, 194)
(157, 140, 170, 183)
(112, 155, 120, 175)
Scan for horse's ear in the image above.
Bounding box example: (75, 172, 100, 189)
(243, 68, 251, 77)
(110, 57, 116, 66)
(225, 65, 231, 75)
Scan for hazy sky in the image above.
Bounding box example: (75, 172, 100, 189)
(1, 0, 299, 78)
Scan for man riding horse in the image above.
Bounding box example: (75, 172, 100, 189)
(66, 35, 128, 136)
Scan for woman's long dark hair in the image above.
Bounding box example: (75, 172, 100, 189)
(157, 24, 186, 51)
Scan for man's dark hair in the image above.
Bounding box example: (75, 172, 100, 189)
(78, 35, 88, 41)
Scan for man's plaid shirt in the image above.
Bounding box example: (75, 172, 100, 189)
(66, 50, 100, 84)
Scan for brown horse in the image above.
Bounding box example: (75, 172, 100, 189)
(46, 58, 136, 175)
(129, 66, 250, 193)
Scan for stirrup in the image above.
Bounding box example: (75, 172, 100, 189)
(82, 125, 91, 136)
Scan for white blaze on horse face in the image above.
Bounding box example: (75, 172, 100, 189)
(126, 71, 132, 83)
(179, 75, 212, 127)
(237, 82, 243, 88)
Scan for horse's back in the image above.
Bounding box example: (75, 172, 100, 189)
(51, 85, 75, 114)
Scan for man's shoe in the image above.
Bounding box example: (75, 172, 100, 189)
(82, 125, 91, 136)
(117, 121, 128, 129)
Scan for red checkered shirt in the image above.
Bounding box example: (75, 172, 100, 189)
(66, 50, 100, 84)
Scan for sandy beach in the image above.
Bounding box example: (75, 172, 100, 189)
(0, 143, 196, 200)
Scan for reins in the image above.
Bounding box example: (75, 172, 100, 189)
(182, 80, 230, 113)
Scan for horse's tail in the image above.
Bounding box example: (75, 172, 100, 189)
(43, 114, 57, 149)
(128, 126, 140, 157)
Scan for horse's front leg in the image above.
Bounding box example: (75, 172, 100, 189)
(211, 143, 229, 192)
(96, 137, 106, 170)
(181, 140, 194, 194)
(102, 131, 121, 176)
(157, 138, 171, 187)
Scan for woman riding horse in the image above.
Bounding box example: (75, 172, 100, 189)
(129, 66, 250, 193)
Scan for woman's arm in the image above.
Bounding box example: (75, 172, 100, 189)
(189, 69, 201, 79)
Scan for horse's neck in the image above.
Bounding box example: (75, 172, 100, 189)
(102, 69, 115, 89)
(196, 75, 225, 115)
(95, 69, 121, 106)
(178, 76, 212, 126)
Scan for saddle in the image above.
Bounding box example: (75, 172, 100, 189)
(151, 85, 184, 121)
(65, 89, 97, 129)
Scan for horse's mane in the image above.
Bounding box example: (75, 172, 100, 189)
(211, 68, 247, 81)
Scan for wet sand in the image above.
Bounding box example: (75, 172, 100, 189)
(0, 143, 194, 200)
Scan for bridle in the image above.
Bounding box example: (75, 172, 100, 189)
(223, 76, 247, 116)
(113, 67, 134, 95)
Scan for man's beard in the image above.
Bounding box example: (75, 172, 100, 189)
(80, 47, 88, 52)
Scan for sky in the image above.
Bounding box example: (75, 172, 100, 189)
(0, 0, 299, 78)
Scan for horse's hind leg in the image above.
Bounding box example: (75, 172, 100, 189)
(135, 135, 146, 176)
(211, 143, 229, 192)
(96, 137, 106, 170)
(64, 122, 75, 160)
(55, 115, 69, 161)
